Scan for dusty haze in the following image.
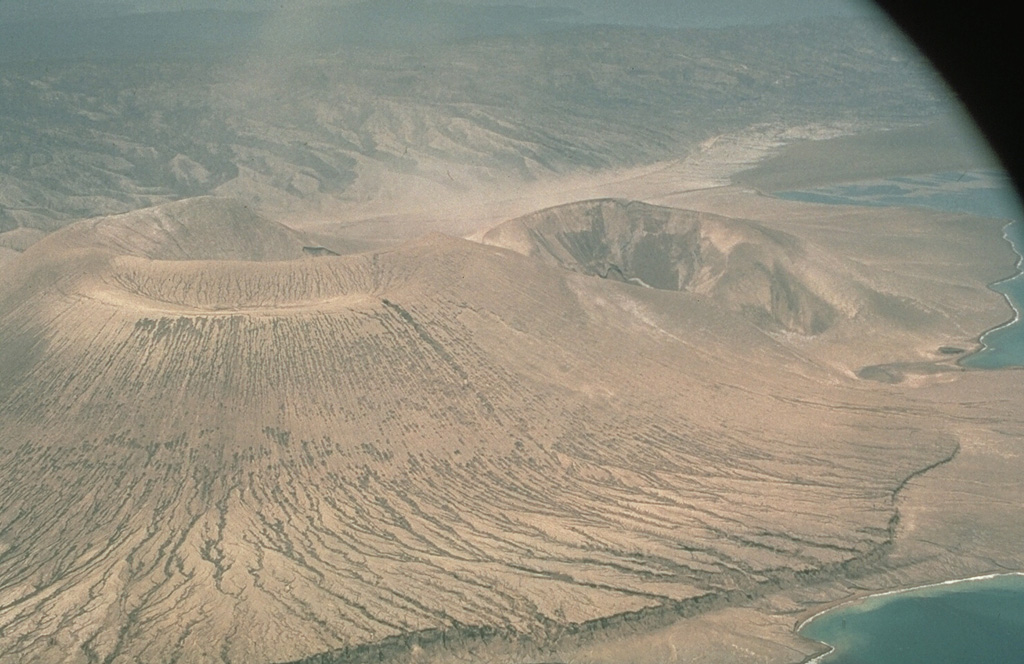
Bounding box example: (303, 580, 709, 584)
(0, 3, 1021, 664)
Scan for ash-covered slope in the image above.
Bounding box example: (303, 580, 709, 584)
(0, 246, 17, 269)
(0, 198, 957, 663)
(34, 196, 312, 262)
(483, 199, 857, 335)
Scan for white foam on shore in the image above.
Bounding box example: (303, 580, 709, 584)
(979, 222, 1024, 335)
(803, 644, 834, 664)
(795, 571, 1024, 662)
(961, 220, 1024, 367)
(798, 569, 1024, 631)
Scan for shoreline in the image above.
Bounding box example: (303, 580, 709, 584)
(747, 166, 1021, 371)
(959, 220, 1024, 367)
(793, 571, 1024, 663)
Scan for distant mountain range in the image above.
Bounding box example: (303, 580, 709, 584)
(0, 14, 942, 235)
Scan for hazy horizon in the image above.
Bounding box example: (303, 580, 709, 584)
(0, 0, 892, 64)
(0, 0, 879, 26)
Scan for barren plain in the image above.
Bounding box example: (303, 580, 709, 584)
(0, 6, 1022, 664)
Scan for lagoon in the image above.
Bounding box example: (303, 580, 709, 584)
(799, 574, 1024, 664)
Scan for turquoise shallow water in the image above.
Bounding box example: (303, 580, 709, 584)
(776, 171, 1024, 369)
(961, 219, 1024, 368)
(799, 575, 1024, 664)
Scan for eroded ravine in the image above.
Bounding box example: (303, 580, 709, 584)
(0, 198, 992, 663)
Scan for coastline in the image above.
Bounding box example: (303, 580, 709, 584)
(793, 571, 1024, 663)
(746, 165, 1023, 372)
(959, 220, 1024, 367)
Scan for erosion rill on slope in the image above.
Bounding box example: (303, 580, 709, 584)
(1, 194, 1020, 664)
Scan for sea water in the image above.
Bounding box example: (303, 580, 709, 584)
(776, 171, 1024, 369)
(798, 574, 1024, 664)
(960, 218, 1024, 368)
(779, 175, 1024, 658)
